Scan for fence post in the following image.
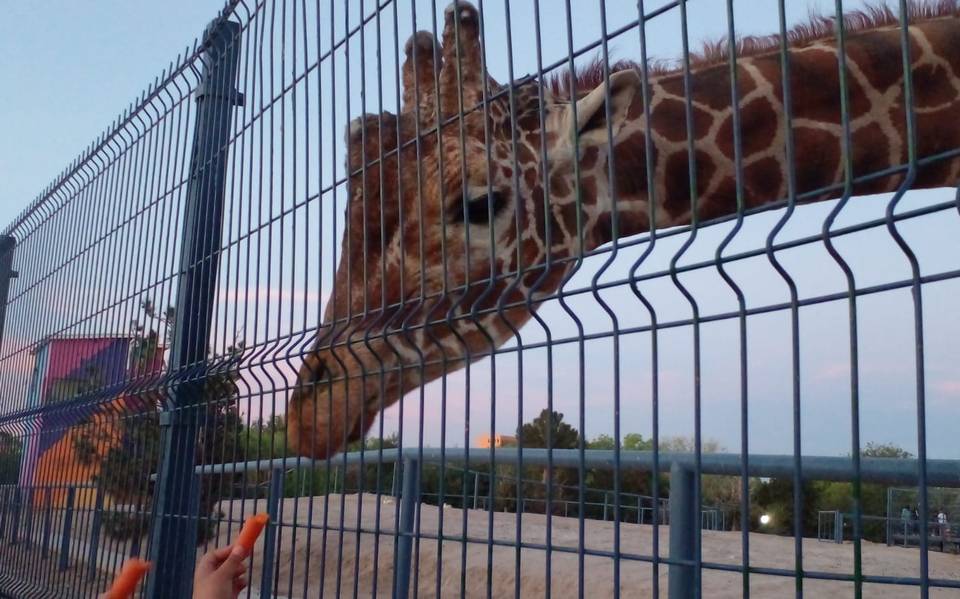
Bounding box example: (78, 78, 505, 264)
(87, 484, 105, 579)
(0, 487, 8, 539)
(886, 487, 893, 546)
(9, 487, 21, 544)
(668, 463, 696, 599)
(146, 15, 243, 599)
(259, 468, 283, 599)
(59, 487, 76, 570)
(22, 488, 35, 545)
(835, 511, 843, 544)
(0, 235, 17, 350)
(473, 472, 480, 510)
(41, 487, 53, 558)
(395, 457, 419, 599)
(391, 460, 400, 498)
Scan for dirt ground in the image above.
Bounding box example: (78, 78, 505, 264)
(211, 493, 960, 599)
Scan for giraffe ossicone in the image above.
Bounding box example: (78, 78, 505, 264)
(286, 0, 960, 459)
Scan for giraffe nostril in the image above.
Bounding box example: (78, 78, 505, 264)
(304, 355, 328, 382)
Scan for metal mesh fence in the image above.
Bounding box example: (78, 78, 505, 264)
(0, 1, 959, 598)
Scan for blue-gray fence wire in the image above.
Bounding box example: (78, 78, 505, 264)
(0, 1, 959, 598)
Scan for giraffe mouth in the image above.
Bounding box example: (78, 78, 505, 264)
(344, 392, 383, 445)
(286, 353, 391, 457)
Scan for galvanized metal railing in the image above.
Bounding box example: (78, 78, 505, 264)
(4, 449, 959, 599)
(1, 1, 960, 598)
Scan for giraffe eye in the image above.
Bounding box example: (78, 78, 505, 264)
(451, 191, 508, 225)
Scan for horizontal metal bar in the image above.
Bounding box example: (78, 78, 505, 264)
(184, 449, 960, 487)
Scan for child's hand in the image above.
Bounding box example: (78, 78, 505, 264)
(192, 544, 248, 599)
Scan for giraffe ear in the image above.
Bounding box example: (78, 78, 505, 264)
(572, 69, 640, 143)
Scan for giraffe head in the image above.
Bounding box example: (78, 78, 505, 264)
(286, 0, 643, 458)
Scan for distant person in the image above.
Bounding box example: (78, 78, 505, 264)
(914, 506, 921, 534)
(901, 506, 912, 535)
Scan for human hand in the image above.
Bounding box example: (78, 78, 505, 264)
(192, 544, 249, 599)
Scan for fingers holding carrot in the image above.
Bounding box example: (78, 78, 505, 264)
(100, 513, 268, 599)
(193, 543, 248, 599)
(192, 513, 267, 599)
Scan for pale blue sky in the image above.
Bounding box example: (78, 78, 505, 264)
(1, 1, 958, 459)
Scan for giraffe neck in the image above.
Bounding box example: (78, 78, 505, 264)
(576, 15, 960, 254)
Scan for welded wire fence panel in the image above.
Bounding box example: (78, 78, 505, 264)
(1, 1, 959, 598)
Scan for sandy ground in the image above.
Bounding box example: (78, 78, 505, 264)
(210, 493, 960, 599)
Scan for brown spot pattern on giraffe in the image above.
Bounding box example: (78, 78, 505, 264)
(662, 150, 716, 216)
(650, 98, 714, 143)
(680, 65, 758, 112)
(699, 177, 740, 222)
(850, 122, 894, 195)
(790, 48, 872, 122)
(716, 97, 780, 158)
(580, 146, 600, 170)
(793, 126, 841, 195)
(612, 130, 650, 198)
(912, 63, 959, 108)
(743, 157, 783, 206)
(916, 106, 960, 187)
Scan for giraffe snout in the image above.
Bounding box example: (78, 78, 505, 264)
(286, 355, 368, 459)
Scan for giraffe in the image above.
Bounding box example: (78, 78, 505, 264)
(286, 0, 960, 458)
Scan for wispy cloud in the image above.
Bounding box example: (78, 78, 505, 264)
(932, 380, 960, 396)
(217, 285, 329, 306)
(814, 363, 849, 382)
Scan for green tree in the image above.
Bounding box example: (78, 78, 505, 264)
(491, 410, 582, 515)
(623, 433, 653, 451)
(519, 409, 581, 449)
(83, 300, 248, 544)
(659, 436, 740, 522)
(587, 434, 616, 450)
(752, 477, 821, 536)
(862, 442, 912, 459)
(581, 433, 660, 520)
(814, 442, 916, 541)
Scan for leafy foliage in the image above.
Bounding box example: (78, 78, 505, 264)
(0, 431, 20, 485)
(82, 300, 248, 545)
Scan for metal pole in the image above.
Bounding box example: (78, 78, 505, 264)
(260, 468, 283, 599)
(59, 487, 76, 571)
(21, 488, 34, 545)
(0, 487, 8, 539)
(0, 235, 17, 351)
(835, 511, 843, 544)
(395, 457, 419, 599)
(886, 487, 893, 546)
(41, 488, 53, 558)
(391, 461, 399, 498)
(146, 16, 243, 599)
(87, 485, 105, 579)
(473, 472, 480, 510)
(10, 487, 21, 544)
(668, 464, 695, 599)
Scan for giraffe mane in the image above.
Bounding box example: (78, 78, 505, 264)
(549, 0, 959, 99)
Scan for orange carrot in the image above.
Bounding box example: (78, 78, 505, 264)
(236, 513, 269, 553)
(104, 558, 151, 599)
